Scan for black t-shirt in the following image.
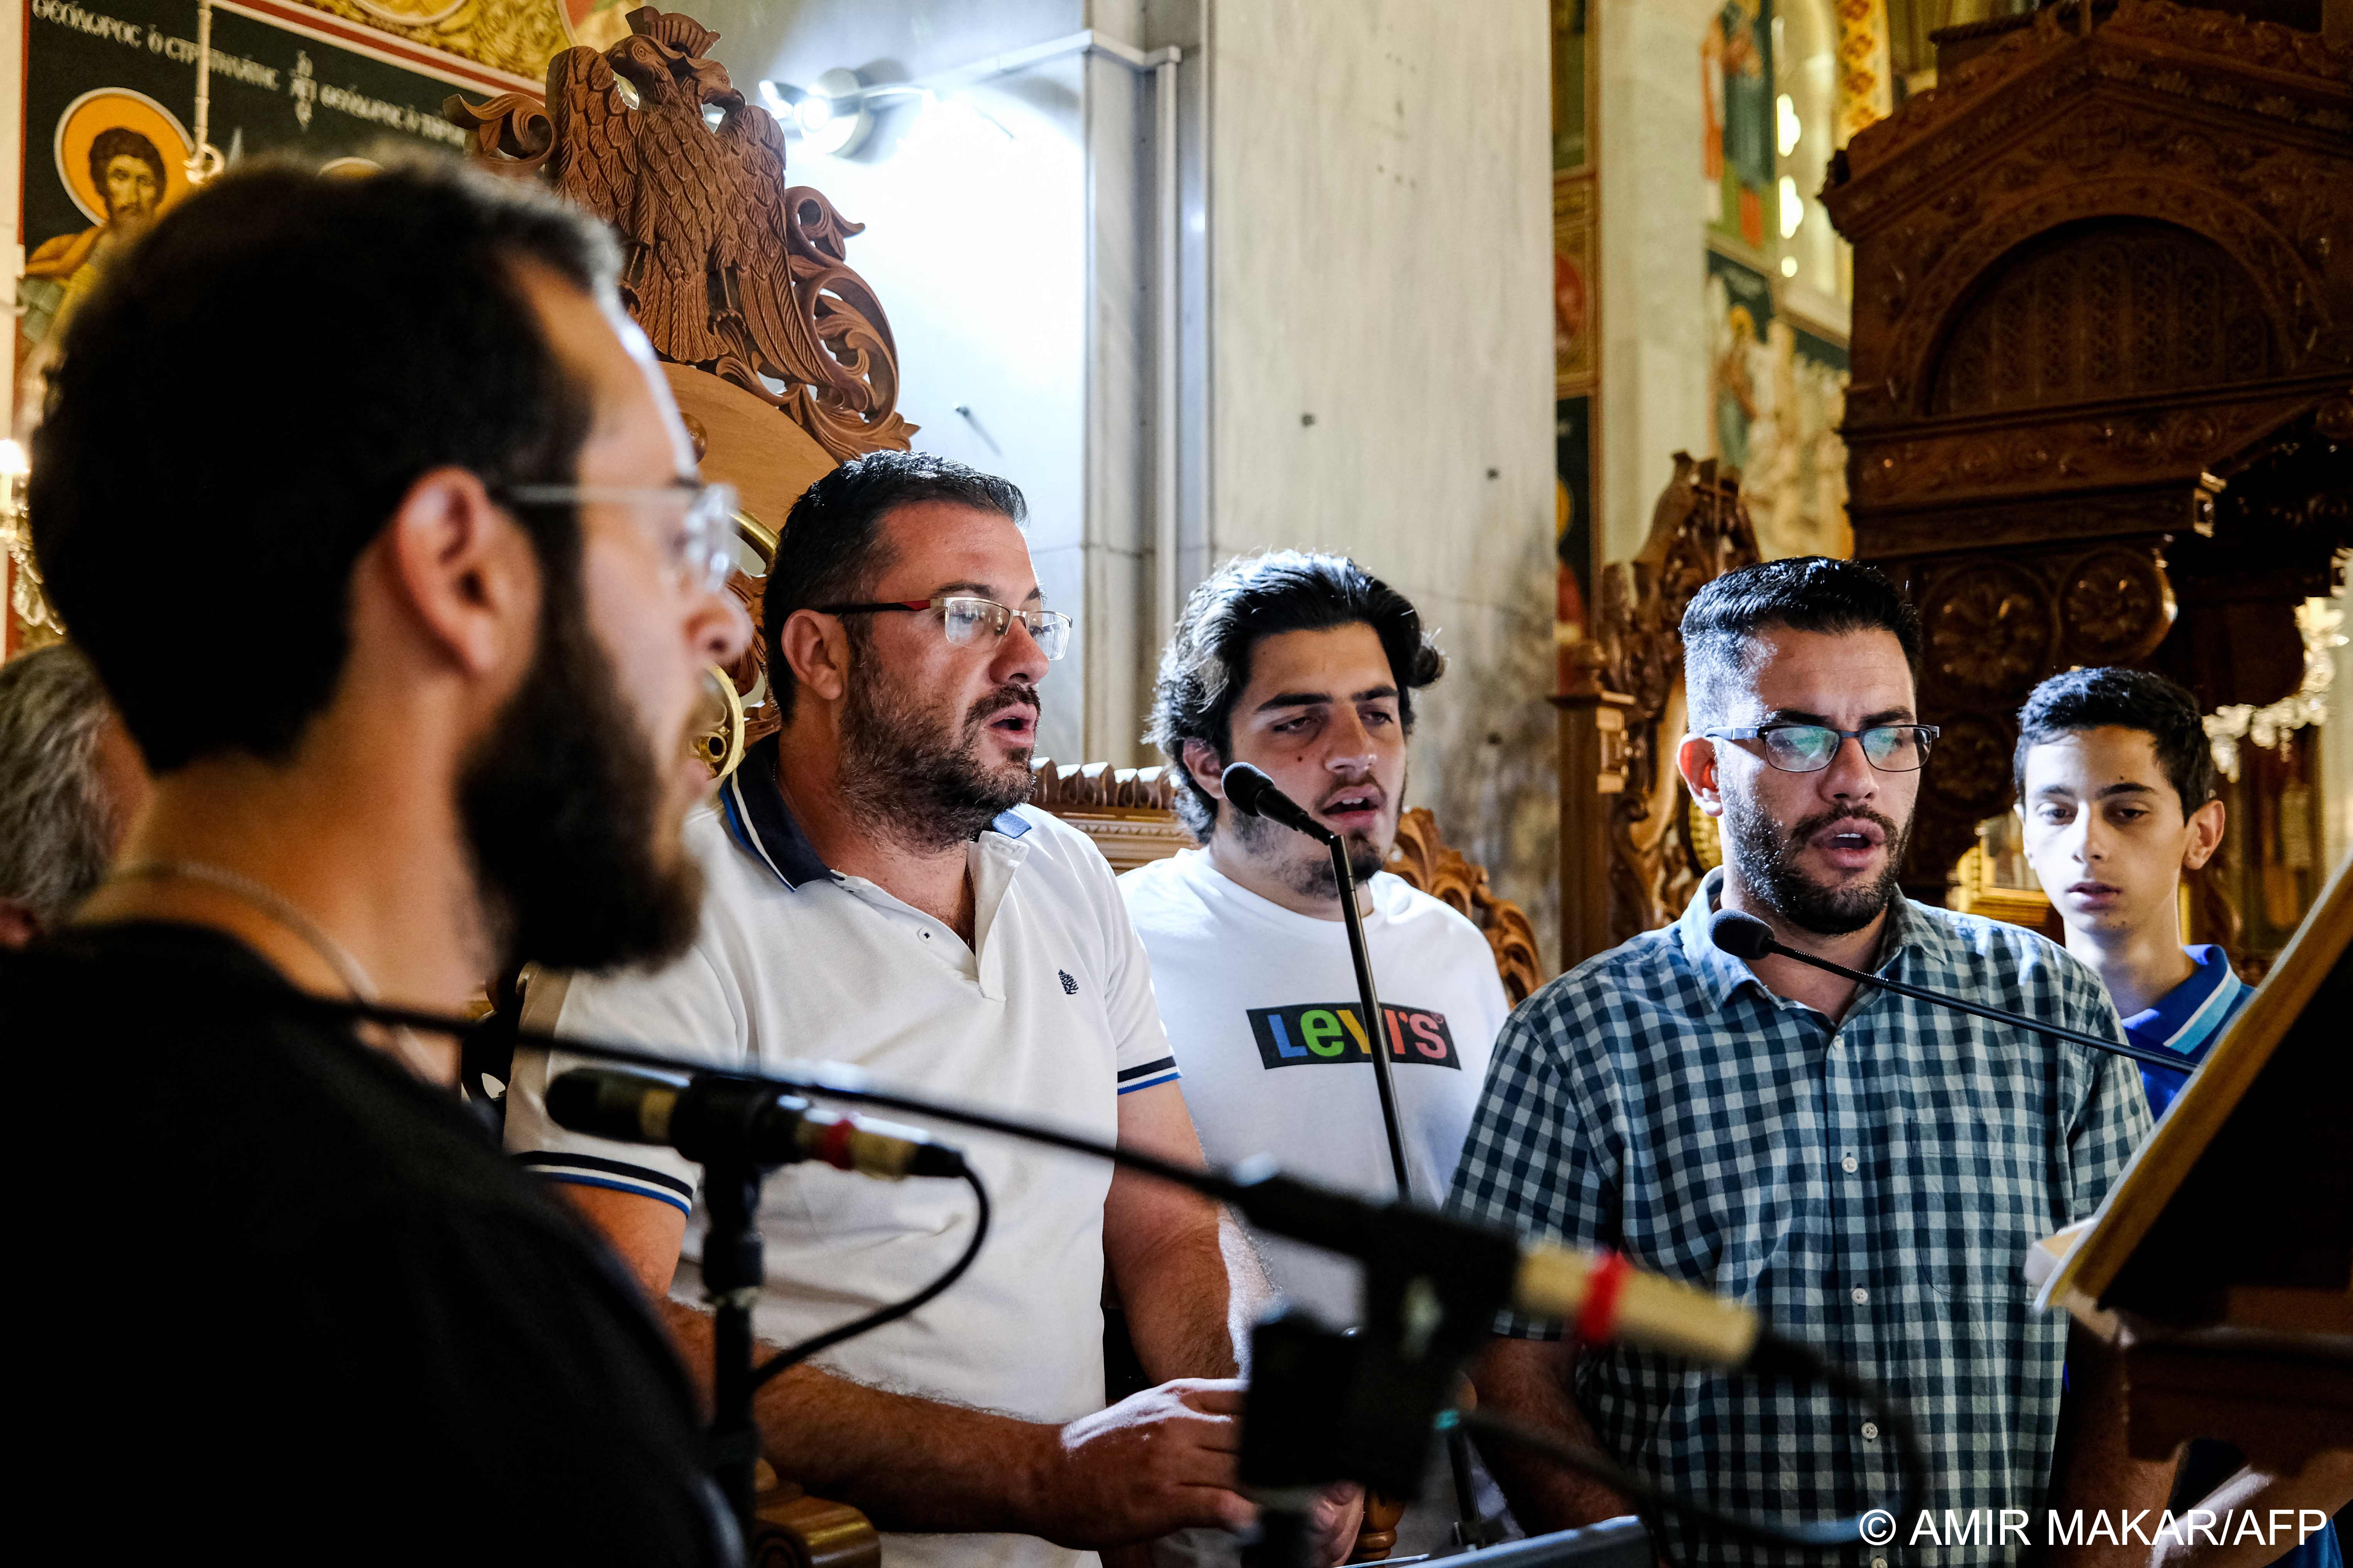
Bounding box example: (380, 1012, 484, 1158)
(7, 923, 734, 1564)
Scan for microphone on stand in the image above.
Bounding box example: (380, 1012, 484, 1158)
(1221, 763, 1411, 1197)
(1222, 762, 1340, 845)
(1706, 908, 2192, 1073)
(549, 1066, 971, 1179)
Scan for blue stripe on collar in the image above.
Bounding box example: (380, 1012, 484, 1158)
(2121, 945, 2242, 1062)
(721, 734, 832, 889)
(720, 738, 1035, 887)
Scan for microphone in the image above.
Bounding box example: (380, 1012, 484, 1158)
(1706, 908, 2194, 1072)
(548, 1067, 970, 1180)
(1219, 760, 1414, 1200)
(1513, 1239, 1758, 1365)
(1221, 762, 1337, 845)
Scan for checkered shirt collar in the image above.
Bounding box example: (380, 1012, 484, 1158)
(1674, 866, 1935, 1007)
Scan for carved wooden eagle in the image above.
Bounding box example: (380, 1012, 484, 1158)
(449, 7, 912, 459)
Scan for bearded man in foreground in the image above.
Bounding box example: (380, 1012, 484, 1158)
(506, 451, 1360, 1568)
(1449, 557, 2170, 1568)
(9, 160, 750, 1559)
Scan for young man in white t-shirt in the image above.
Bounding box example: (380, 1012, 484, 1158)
(1120, 552, 1517, 1553)
(1122, 548, 1510, 1311)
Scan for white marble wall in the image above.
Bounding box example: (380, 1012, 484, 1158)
(1203, 0, 1557, 964)
(698, 0, 1108, 768)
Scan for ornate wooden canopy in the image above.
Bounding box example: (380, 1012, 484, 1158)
(1823, 0, 2353, 894)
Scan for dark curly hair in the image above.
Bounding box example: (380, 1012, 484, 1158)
(1147, 551, 1444, 839)
(2014, 666, 2215, 815)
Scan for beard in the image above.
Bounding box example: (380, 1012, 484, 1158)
(1721, 788, 1911, 937)
(837, 642, 1039, 854)
(458, 544, 704, 975)
(1230, 790, 1390, 902)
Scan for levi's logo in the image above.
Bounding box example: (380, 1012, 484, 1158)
(1247, 1003, 1459, 1071)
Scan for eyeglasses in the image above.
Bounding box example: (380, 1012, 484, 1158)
(496, 479, 740, 596)
(816, 595, 1074, 661)
(1703, 723, 1940, 774)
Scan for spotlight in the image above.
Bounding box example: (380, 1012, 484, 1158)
(757, 68, 873, 156)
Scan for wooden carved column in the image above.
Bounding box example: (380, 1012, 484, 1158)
(1556, 454, 1762, 969)
(1823, 0, 2353, 898)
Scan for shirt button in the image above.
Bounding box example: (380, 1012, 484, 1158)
(1862, 1421, 1880, 1440)
(1841, 1154, 1859, 1174)
(1873, 1556, 1889, 1568)
(1851, 1286, 1870, 1305)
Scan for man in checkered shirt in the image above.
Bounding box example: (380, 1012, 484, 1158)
(1450, 559, 2169, 1567)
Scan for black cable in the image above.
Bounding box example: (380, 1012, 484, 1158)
(1458, 1407, 1868, 1551)
(11, 958, 1938, 1548)
(1460, 1329, 1929, 1557)
(748, 1164, 991, 1389)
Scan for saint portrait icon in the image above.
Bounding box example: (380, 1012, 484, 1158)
(21, 90, 196, 348)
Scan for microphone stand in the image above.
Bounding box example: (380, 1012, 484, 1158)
(1330, 837, 1413, 1199)
(1720, 916, 2197, 1074)
(679, 1075, 799, 1543)
(1331, 825, 1506, 1553)
(1224, 765, 1501, 1561)
(703, 1157, 767, 1538)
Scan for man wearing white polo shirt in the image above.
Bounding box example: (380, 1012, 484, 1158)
(506, 454, 1359, 1568)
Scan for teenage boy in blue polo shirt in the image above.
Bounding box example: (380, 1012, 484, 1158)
(2014, 668, 2238, 1113)
(2016, 666, 2348, 1568)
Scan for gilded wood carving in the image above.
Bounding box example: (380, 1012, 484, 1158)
(1564, 454, 1762, 954)
(1388, 808, 1543, 1006)
(446, 7, 915, 463)
(1823, 0, 2353, 896)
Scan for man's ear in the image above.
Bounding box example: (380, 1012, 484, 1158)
(380, 466, 537, 677)
(2182, 796, 2226, 871)
(1180, 738, 1225, 798)
(1676, 734, 1725, 817)
(778, 608, 851, 706)
(1180, 739, 1227, 810)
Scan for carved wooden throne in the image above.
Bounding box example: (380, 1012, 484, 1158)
(1822, 0, 2353, 896)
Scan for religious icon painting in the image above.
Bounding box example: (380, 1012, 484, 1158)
(20, 89, 197, 353)
(14, 0, 520, 378)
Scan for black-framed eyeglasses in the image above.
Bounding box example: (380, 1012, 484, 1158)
(1703, 723, 1940, 774)
(816, 595, 1073, 661)
(495, 479, 739, 596)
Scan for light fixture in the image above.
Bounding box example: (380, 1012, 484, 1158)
(1776, 94, 1801, 159)
(1779, 176, 1804, 240)
(757, 67, 874, 156)
(1780, 256, 1798, 277)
